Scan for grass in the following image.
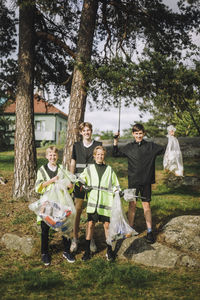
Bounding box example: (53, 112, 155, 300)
(0, 259, 200, 299)
(0, 152, 14, 172)
(0, 147, 200, 299)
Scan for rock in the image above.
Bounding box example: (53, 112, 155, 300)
(114, 237, 200, 268)
(164, 173, 200, 188)
(1, 233, 35, 256)
(113, 215, 200, 268)
(182, 176, 200, 186)
(159, 215, 200, 253)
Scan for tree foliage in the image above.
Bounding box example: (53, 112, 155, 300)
(1, 0, 200, 156)
(1, 0, 200, 104)
(87, 50, 200, 135)
(0, 0, 17, 99)
(0, 0, 17, 57)
(0, 114, 14, 150)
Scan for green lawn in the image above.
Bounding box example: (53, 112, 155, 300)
(0, 148, 200, 299)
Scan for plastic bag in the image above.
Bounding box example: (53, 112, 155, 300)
(123, 188, 137, 202)
(57, 167, 77, 184)
(163, 126, 183, 176)
(107, 192, 138, 245)
(29, 176, 76, 237)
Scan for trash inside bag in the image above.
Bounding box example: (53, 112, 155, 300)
(163, 134, 183, 177)
(29, 178, 75, 236)
(107, 192, 138, 245)
(123, 188, 137, 202)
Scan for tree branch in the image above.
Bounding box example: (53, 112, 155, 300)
(102, 0, 113, 59)
(36, 31, 76, 59)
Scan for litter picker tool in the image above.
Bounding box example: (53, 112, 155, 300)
(78, 183, 146, 201)
(113, 95, 121, 139)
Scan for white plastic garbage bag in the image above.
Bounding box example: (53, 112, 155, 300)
(58, 167, 77, 184)
(123, 188, 137, 202)
(163, 125, 184, 177)
(107, 191, 138, 245)
(29, 176, 76, 237)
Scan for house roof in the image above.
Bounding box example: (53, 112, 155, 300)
(3, 96, 68, 119)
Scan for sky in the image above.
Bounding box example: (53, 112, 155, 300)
(84, 106, 152, 133)
(55, 100, 152, 133)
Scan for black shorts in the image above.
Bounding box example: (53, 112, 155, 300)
(73, 184, 85, 199)
(87, 212, 110, 223)
(133, 184, 152, 202)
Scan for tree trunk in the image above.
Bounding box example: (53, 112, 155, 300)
(63, 0, 98, 167)
(13, 1, 37, 199)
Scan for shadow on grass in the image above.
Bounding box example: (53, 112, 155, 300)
(0, 267, 65, 295)
(76, 258, 158, 290)
(153, 185, 200, 197)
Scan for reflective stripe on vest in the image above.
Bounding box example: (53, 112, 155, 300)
(91, 186, 113, 193)
(74, 141, 102, 173)
(40, 166, 47, 181)
(76, 163, 93, 169)
(88, 169, 113, 193)
(87, 202, 112, 210)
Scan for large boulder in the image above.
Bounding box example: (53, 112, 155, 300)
(114, 237, 199, 268)
(1, 233, 35, 256)
(114, 215, 200, 268)
(159, 215, 200, 253)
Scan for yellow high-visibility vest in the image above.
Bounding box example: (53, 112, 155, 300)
(79, 164, 120, 217)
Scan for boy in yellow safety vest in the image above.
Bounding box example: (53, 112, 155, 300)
(35, 146, 75, 266)
(78, 145, 120, 261)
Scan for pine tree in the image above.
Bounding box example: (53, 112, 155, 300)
(13, 0, 37, 199)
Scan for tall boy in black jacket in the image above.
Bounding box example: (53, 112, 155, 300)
(113, 123, 164, 243)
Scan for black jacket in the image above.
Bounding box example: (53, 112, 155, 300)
(113, 139, 164, 187)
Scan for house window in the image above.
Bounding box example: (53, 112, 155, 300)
(59, 122, 62, 131)
(35, 121, 45, 131)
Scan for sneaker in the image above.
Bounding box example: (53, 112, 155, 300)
(145, 231, 155, 244)
(41, 253, 51, 266)
(106, 250, 115, 262)
(70, 238, 78, 252)
(63, 252, 75, 263)
(90, 238, 97, 253)
(81, 251, 91, 261)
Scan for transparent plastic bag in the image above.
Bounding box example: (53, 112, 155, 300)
(57, 167, 77, 184)
(123, 188, 137, 202)
(29, 177, 75, 237)
(163, 127, 183, 177)
(107, 192, 138, 245)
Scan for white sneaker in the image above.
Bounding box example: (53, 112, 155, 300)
(90, 238, 97, 253)
(70, 238, 78, 252)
